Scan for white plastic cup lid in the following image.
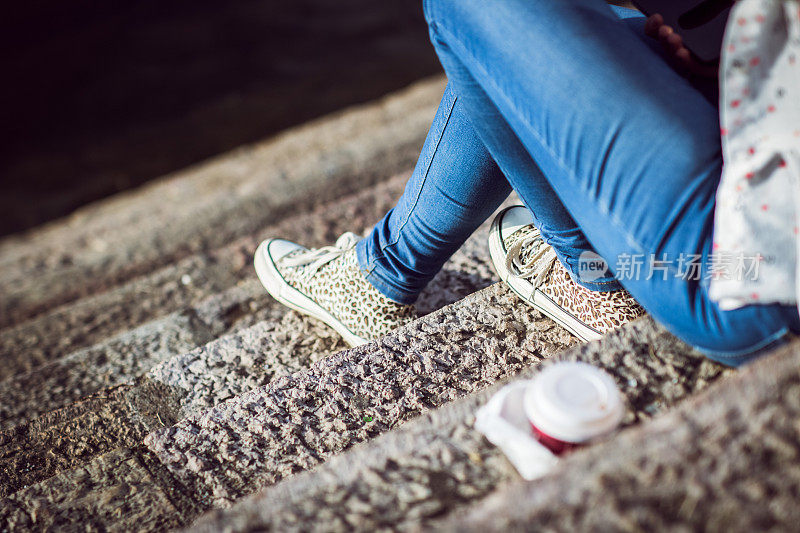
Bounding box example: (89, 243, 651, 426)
(523, 361, 624, 443)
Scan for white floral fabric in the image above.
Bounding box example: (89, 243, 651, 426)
(710, 0, 800, 310)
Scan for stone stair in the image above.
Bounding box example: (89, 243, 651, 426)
(1, 73, 798, 533)
(0, 76, 444, 332)
(0, 263, 571, 529)
(184, 317, 728, 532)
(0, 171, 419, 429)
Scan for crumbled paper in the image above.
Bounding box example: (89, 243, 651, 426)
(474, 381, 559, 480)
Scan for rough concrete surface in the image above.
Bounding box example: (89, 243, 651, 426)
(439, 339, 800, 532)
(0, 280, 280, 430)
(190, 391, 518, 533)
(0, 171, 411, 380)
(0, 282, 569, 529)
(0, 77, 444, 329)
(147, 210, 506, 421)
(0, 381, 182, 499)
(0, 251, 245, 380)
(186, 317, 729, 532)
(0, 202, 506, 499)
(144, 283, 575, 509)
(0, 447, 186, 532)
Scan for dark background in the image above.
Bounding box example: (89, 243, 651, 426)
(0, 0, 440, 236)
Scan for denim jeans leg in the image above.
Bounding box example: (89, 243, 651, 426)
(358, 76, 619, 303)
(356, 83, 512, 304)
(423, 0, 800, 362)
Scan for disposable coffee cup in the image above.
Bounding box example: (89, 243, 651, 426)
(523, 362, 624, 455)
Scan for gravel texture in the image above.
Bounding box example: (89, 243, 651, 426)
(0, 252, 243, 380)
(147, 213, 504, 420)
(440, 339, 800, 532)
(0, 280, 279, 431)
(0, 447, 186, 532)
(146, 314, 345, 420)
(0, 381, 182, 499)
(0, 171, 411, 380)
(0, 77, 444, 329)
(0, 199, 507, 499)
(0, 280, 570, 530)
(186, 317, 730, 532)
(145, 283, 576, 509)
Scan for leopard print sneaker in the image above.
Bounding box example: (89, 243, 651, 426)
(254, 232, 417, 346)
(488, 206, 645, 342)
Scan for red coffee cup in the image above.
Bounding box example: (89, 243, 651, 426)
(523, 362, 624, 455)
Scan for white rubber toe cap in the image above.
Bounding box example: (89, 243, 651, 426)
(265, 238, 305, 263)
(499, 206, 535, 242)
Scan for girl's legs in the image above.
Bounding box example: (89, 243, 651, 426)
(356, 83, 620, 307)
(259, 71, 622, 346)
(418, 0, 799, 364)
(355, 83, 512, 305)
(356, 5, 666, 306)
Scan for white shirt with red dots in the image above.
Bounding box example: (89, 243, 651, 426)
(711, 0, 800, 310)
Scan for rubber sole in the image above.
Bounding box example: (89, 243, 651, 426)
(254, 239, 367, 347)
(488, 208, 602, 343)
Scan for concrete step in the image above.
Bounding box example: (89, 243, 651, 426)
(0, 377, 180, 495)
(0, 244, 245, 381)
(0, 76, 444, 330)
(0, 172, 409, 382)
(184, 317, 729, 532)
(0, 277, 574, 529)
(142, 281, 571, 511)
(0, 280, 275, 431)
(0, 445, 200, 532)
(437, 339, 800, 532)
(0, 211, 509, 499)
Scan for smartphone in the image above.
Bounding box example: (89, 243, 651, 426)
(632, 0, 734, 63)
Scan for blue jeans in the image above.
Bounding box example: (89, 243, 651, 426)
(356, 0, 800, 366)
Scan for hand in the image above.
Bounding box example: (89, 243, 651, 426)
(644, 14, 719, 79)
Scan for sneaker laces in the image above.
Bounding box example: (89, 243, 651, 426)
(505, 227, 558, 288)
(279, 232, 360, 279)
